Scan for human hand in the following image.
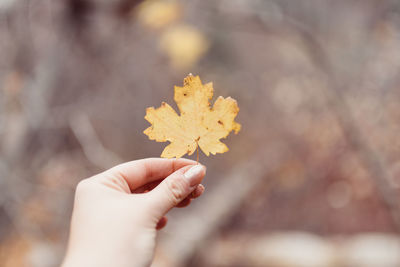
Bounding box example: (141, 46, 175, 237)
(61, 158, 206, 267)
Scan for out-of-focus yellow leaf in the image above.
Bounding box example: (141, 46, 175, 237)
(159, 24, 209, 70)
(135, 0, 181, 29)
(144, 74, 240, 158)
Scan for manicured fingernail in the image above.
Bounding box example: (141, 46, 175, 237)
(184, 165, 205, 186)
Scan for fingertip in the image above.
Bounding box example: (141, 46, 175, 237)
(183, 165, 206, 187)
(170, 157, 198, 168)
(156, 216, 168, 230)
(177, 197, 192, 208)
(191, 184, 205, 198)
(198, 183, 205, 192)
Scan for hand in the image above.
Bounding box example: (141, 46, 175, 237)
(61, 158, 206, 267)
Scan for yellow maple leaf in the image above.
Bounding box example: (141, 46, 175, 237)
(144, 74, 241, 159)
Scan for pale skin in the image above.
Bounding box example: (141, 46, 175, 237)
(62, 158, 206, 267)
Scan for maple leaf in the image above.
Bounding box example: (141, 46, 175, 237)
(144, 74, 241, 159)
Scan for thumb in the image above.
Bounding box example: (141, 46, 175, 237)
(146, 164, 206, 218)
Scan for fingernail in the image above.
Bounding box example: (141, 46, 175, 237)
(184, 165, 205, 186)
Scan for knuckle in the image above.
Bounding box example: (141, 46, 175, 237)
(165, 177, 187, 205)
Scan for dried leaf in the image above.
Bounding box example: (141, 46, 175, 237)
(144, 74, 241, 158)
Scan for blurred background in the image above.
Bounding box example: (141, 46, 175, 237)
(1, 0, 400, 266)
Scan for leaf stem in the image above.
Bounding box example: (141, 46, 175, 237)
(196, 143, 199, 164)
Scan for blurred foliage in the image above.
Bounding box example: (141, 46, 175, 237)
(159, 25, 209, 70)
(135, 0, 181, 29)
(135, 0, 209, 70)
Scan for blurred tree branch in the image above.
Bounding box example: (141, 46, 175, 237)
(279, 10, 400, 231)
(69, 112, 122, 169)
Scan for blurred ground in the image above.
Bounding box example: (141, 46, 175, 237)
(1, 0, 400, 266)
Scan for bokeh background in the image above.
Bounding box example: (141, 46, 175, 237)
(1, 0, 400, 266)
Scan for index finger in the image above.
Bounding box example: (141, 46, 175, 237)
(105, 158, 197, 191)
